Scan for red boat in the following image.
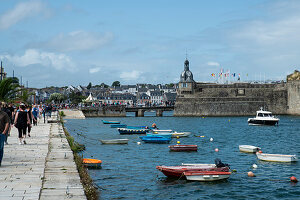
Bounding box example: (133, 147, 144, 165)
(156, 165, 230, 178)
(169, 145, 198, 151)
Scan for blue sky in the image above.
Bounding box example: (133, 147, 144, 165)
(0, 0, 299, 88)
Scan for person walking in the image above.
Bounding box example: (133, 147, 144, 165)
(32, 105, 38, 126)
(1, 102, 12, 145)
(14, 104, 31, 145)
(0, 102, 10, 166)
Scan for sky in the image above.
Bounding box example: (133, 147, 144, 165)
(0, 0, 300, 88)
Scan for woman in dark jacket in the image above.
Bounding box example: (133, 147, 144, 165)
(14, 104, 31, 145)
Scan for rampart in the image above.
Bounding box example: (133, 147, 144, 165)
(80, 106, 126, 117)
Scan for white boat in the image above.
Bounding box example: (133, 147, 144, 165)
(256, 152, 298, 162)
(239, 145, 261, 153)
(182, 163, 216, 167)
(152, 129, 173, 133)
(184, 171, 231, 181)
(248, 108, 279, 125)
(100, 139, 129, 144)
(171, 132, 191, 137)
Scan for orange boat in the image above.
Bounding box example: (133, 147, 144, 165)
(83, 158, 102, 168)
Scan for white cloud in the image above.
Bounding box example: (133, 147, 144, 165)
(207, 62, 220, 67)
(120, 70, 142, 81)
(0, 49, 76, 71)
(89, 67, 101, 74)
(0, 0, 44, 30)
(32, 31, 114, 52)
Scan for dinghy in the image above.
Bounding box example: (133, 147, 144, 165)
(256, 152, 298, 162)
(83, 158, 102, 168)
(139, 135, 172, 143)
(169, 145, 198, 151)
(100, 139, 129, 144)
(239, 145, 261, 153)
(118, 128, 148, 134)
(102, 120, 121, 124)
(184, 171, 231, 181)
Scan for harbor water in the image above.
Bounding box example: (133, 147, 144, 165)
(64, 112, 300, 199)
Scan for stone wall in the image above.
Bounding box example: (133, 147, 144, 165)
(81, 106, 126, 117)
(287, 80, 300, 115)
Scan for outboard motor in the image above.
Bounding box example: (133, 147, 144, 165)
(215, 158, 230, 169)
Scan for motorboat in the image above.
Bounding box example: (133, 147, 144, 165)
(118, 128, 148, 134)
(239, 145, 261, 153)
(83, 158, 102, 168)
(152, 129, 173, 133)
(146, 133, 172, 138)
(139, 135, 172, 144)
(171, 132, 191, 138)
(248, 108, 279, 125)
(100, 139, 129, 144)
(110, 124, 127, 128)
(169, 145, 198, 151)
(156, 165, 229, 178)
(102, 120, 121, 124)
(184, 171, 231, 181)
(256, 152, 298, 162)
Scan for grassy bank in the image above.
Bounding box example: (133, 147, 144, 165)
(59, 112, 99, 200)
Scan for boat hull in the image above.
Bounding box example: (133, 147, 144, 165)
(110, 124, 127, 128)
(256, 152, 298, 162)
(248, 119, 279, 126)
(184, 171, 231, 181)
(83, 158, 102, 168)
(118, 128, 148, 134)
(169, 145, 198, 151)
(102, 120, 121, 124)
(239, 145, 261, 153)
(140, 136, 171, 143)
(100, 139, 129, 144)
(156, 165, 229, 178)
(171, 132, 191, 137)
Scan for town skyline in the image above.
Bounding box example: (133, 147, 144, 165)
(1, 0, 300, 88)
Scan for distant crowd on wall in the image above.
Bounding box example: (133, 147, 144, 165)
(78, 100, 175, 108)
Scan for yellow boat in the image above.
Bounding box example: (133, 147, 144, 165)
(83, 158, 102, 168)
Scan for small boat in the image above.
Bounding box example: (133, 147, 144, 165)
(118, 128, 148, 134)
(171, 132, 191, 138)
(169, 145, 198, 151)
(83, 158, 102, 168)
(248, 108, 279, 125)
(152, 129, 173, 133)
(139, 135, 172, 143)
(156, 165, 229, 178)
(184, 171, 231, 181)
(102, 120, 121, 124)
(146, 133, 172, 138)
(239, 145, 261, 153)
(127, 126, 149, 129)
(100, 139, 129, 144)
(110, 124, 127, 128)
(256, 152, 298, 162)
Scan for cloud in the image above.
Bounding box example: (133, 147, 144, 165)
(0, 49, 76, 71)
(120, 70, 142, 81)
(207, 62, 220, 67)
(89, 67, 101, 74)
(0, 0, 44, 30)
(29, 31, 114, 52)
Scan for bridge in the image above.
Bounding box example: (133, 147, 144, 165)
(125, 106, 174, 117)
(80, 105, 174, 117)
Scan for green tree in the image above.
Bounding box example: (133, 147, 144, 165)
(112, 81, 120, 87)
(87, 82, 92, 90)
(100, 82, 109, 88)
(49, 93, 66, 103)
(69, 92, 86, 104)
(0, 77, 20, 101)
(18, 89, 34, 104)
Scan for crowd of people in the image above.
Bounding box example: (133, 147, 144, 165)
(0, 103, 56, 166)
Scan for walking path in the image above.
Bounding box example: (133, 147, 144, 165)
(0, 113, 87, 200)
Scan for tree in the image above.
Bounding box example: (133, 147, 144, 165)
(49, 93, 66, 104)
(112, 81, 120, 87)
(166, 83, 174, 88)
(0, 77, 20, 101)
(69, 91, 86, 104)
(100, 82, 109, 88)
(18, 89, 34, 104)
(87, 82, 92, 90)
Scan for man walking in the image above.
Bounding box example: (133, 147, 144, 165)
(0, 102, 10, 166)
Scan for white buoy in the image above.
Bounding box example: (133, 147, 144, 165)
(137, 142, 141, 145)
(252, 164, 258, 169)
(210, 138, 213, 142)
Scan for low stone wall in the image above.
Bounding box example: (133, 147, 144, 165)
(80, 106, 126, 117)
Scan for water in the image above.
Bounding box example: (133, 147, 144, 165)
(64, 113, 300, 199)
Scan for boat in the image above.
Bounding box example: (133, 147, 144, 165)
(139, 135, 172, 143)
(248, 108, 279, 125)
(239, 145, 261, 153)
(118, 128, 148, 134)
(152, 129, 173, 133)
(110, 124, 127, 128)
(169, 145, 198, 151)
(127, 126, 149, 129)
(156, 165, 229, 178)
(184, 171, 231, 181)
(146, 133, 172, 138)
(100, 139, 129, 144)
(171, 132, 191, 137)
(102, 120, 121, 124)
(83, 158, 102, 168)
(151, 131, 191, 137)
(256, 152, 298, 162)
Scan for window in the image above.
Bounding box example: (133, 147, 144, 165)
(181, 83, 187, 88)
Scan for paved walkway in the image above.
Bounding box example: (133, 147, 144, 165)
(0, 114, 87, 200)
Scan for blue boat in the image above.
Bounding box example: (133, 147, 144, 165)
(110, 124, 127, 128)
(139, 136, 172, 143)
(102, 120, 121, 124)
(118, 128, 148, 134)
(127, 125, 149, 129)
(146, 133, 172, 138)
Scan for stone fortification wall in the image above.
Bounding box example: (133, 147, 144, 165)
(174, 82, 288, 116)
(287, 81, 300, 115)
(81, 106, 126, 117)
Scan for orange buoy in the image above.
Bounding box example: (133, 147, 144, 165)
(290, 176, 298, 183)
(215, 148, 219, 152)
(248, 171, 256, 177)
(258, 150, 263, 153)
